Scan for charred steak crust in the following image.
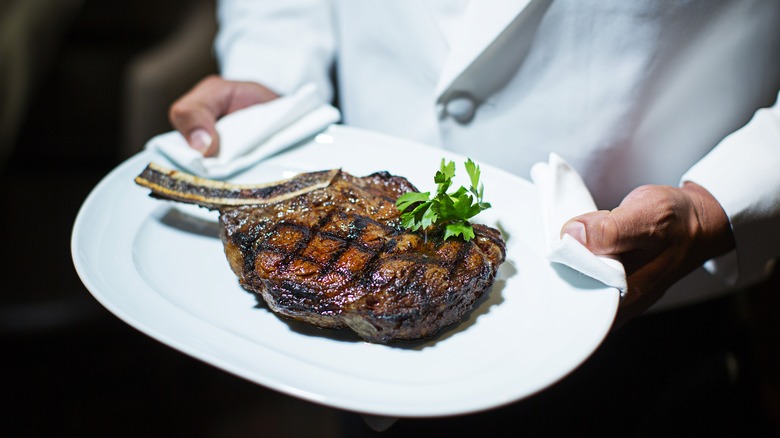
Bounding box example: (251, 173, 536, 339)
(135, 165, 507, 343)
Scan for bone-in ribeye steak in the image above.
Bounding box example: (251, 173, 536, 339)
(135, 163, 506, 343)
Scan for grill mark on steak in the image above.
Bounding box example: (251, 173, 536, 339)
(135, 163, 506, 343)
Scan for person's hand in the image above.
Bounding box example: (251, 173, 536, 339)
(169, 75, 279, 156)
(560, 182, 735, 326)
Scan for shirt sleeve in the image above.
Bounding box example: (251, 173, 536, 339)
(681, 91, 780, 287)
(215, 0, 336, 101)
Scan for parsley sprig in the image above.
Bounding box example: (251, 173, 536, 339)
(396, 158, 491, 241)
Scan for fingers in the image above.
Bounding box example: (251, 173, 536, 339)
(558, 183, 735, 327)
(560, 208, 645, 255)
(168, 75, 279, 157)
(560, 185, 686, 256)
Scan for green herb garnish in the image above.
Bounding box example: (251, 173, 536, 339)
(396, 158, 491, 241)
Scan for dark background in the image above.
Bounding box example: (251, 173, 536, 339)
(1, 1, 778, 436)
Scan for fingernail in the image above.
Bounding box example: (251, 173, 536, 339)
(189, 129, 212, 154)
(562, 221, 587, 245)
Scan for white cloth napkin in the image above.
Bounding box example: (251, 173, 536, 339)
(530, 153, 628, 294)
(146, 83, 341, 179)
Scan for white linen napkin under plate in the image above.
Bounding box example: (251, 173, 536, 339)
(146, 83, 341, 179)
(530, 153, 628, 294)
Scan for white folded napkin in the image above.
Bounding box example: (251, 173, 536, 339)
(146, 83, 341, 178)
(530, 153, 627, 294)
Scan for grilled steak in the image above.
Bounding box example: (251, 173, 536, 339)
(135, 163, 506, 343)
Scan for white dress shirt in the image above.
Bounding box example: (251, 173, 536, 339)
(215, 0, 780, 309)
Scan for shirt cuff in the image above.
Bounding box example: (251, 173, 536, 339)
(681, 92, 780, 287)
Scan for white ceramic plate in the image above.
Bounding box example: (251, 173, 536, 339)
(71, 125, 618, 418)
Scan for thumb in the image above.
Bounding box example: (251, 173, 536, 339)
(170, 77, 279, 157)
(560, 207, 646, 256)
(186, 126, 219, 157)
(169, 99, 221, 157)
